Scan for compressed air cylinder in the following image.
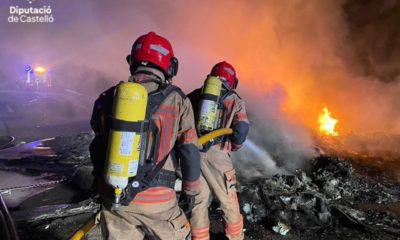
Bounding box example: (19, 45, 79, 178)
(198, 76, 222, 132)
(105, 82, 148, 191)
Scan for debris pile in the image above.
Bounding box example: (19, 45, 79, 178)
(1, 133, 400, 239)
(238, 156, 400, 239)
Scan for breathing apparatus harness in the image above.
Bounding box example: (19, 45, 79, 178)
(199, 85, 238, 152)
(115, 75, 185, 206)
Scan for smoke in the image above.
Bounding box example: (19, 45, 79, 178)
(0, 0, 399, 173)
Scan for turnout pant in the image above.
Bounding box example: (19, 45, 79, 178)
(190, 147, 244, 240)
(96, 188, 190, 240)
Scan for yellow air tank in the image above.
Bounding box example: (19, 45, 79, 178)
(198, 76, 222, 132)
(105, 82, 148, 206)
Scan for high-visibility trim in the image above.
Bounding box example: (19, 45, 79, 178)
(225, 217, 243, 236)
(159, 105, 179, 113)
(178, 128, 197, 144)
(235, 112, 248, 122)
(150, 44, 170, 56)
(226, 229, 243, 237)
(192, 226, 209, 234)
(215, 141, 232, 152)
(136, 187, 175, 196)
(192, 226, 210, 240)
(144, 187, 171, 192)
(132, 195, 175, 204)
(154, 105, 179, 163)
(132, 187, 176, 204)
(183, 179, 200, 190)
(226, 227, 243, 236)
(226, 222, 243, 231)
(223, 99, 235, 109)
(136, 192, 175, 198)
(158, 112, 167, 162)
(132, 197, 175, 204)
(226, 219, 243, 229)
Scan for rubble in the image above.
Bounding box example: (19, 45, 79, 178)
(11, 199, 100, 223)
(237, 156, 400, 239)
(1, 133, 400, 239)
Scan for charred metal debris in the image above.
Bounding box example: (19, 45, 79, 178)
(237, 156, 400, 239)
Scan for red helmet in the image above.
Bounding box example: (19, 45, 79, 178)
(128, 32, 178, 79)
(210, 61, 238, 89)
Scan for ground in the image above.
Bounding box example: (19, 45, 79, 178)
(1, 133, 400, 240)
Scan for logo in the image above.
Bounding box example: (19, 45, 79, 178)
(8, 1, 54, 24)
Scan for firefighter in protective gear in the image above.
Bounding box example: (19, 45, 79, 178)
(188, 61, 250, 240)
(90, 32, 200, 240)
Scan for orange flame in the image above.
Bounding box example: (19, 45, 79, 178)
(318, 107, 338, 136)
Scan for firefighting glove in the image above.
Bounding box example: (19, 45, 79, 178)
(200, 140, 213, 152)
(179, 192, 196, 217)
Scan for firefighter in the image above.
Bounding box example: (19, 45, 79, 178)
(90, 32, 200, 239)
(188, 61, 250, 240)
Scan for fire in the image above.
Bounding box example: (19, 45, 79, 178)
(318, 107, 338, 136)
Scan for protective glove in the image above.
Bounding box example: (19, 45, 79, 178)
(200, 141, 213, 152)
(179, 192, 196, 217)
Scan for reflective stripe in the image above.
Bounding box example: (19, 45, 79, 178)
(226, 227, 243, 236)
(226, 229, 242, 237)
(223, 99, 235, 110)
(192, 226, 210, 240)
(225, 217, 243, 236)
(145, 187, 171, 192)
(133, 195, 175, 203)
(132, 187, 176, 204)
(226, 221, 242, 230)
(223, 67, 235, 75)
(178, 128, 197, 144)
(155, 105, 179, 163)
(137, 192, 175, 198)
(159, 105, 179, 113)
(215, 141, 232, 152)
(132, 198, 175, 204)
(192, 226, 209, 234)
(150, 44, 170, 56)
(235, 112, 248, 122)
(183, 179, 200, 190)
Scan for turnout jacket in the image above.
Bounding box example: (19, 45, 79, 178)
(188, 88, 250, 152)
(90, 75, 200, 205)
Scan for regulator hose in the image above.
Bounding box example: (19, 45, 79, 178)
(198, 128, 233, 145)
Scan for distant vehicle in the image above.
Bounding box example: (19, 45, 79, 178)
(24, 66, 52, 90)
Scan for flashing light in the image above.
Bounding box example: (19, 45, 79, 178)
(34, 66, 47, 73)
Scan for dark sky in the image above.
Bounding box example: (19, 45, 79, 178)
(0, 0, 399, 135)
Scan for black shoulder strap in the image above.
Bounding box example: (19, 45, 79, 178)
(142, 84, 182, 171)
(138, 86, 183, 185)
(147, 84, 184, 116)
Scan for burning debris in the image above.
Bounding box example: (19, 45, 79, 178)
(318, 107, 339, 137)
